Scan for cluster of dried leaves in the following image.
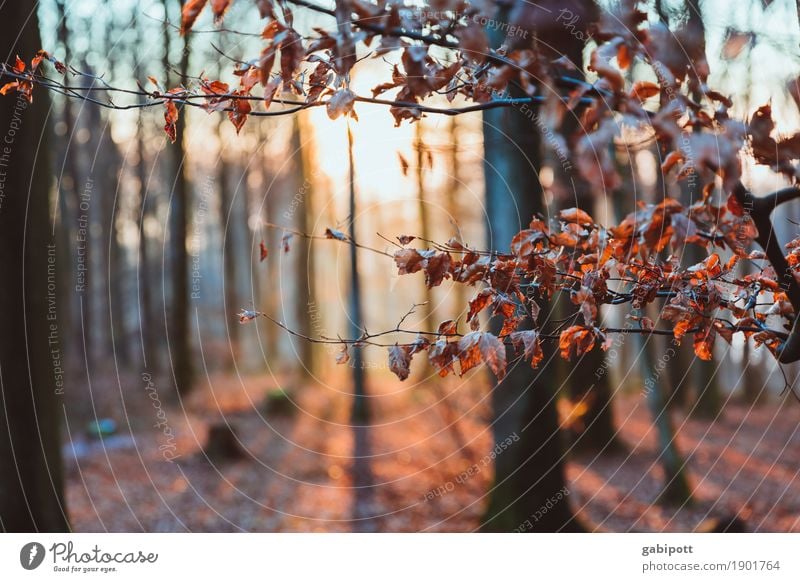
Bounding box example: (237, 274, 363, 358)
(179, 0, 800, 380)
(7, 0, 800, 380)
(382, 196, 789, 381)
(0, 51, 65, 101)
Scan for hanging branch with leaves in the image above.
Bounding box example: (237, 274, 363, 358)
(6, 0, 800, 380)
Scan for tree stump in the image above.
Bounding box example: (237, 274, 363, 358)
(203, 423, 246, 462)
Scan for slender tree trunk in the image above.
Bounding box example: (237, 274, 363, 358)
(261, 121, 279, 362)
(56, 0, 94, 422)
(645, 71, 694, 504)
(0, 2, 70, 532)
(481, 0, 602, 531)
(415, 120, 433, 329)
(290, 114, 314, 376)
(445, 117, 466, 322)
(134, 10, 159, 373)
(346, 124, 375, 531)
(642, 309, 694, 506)
(164, 0, 193, 395)
(480, 98, 580, 531)
(99, 5, 128, 367)
(217, 117, 239, 368)
(684, 0, 721, 419)
(136, 113, 159, 372)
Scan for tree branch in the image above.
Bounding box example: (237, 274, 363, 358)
(0, 65, 594, 118)
(734, 181, 800, 362)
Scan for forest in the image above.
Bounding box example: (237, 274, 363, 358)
(1, 0, 800, 534)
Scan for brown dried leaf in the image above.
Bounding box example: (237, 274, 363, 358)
(326, 88, 356, 120)
(559, 326, 596, 360)
(181, 0, 208, 34)
(335, 345, 350, 365)
(437, 319, 458, 336)
(457, 331, 506, 378)
(509, 329, 544, 368)
(388, 344, 412, 380)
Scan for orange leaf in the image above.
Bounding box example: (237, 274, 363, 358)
(181, 0, 208, 34)
(693, 329, 715, 361)
(437, 319, 457, 335)
(163, 101, 179, 143)
(335, 345, 350, 365)
(210, 0, 232, 23)
(0, 81, 19, 96)
(617, 44, 631, 69)
(558, 326, 596, 360)
(394, 248, 428, 275)
(629, 80, 660, 101)
(726, 192, 745, 216)
(388, 344, 412, 381)
(559, 207, 594, 226)
(457, 331, 506, 378)
(661, 150, 684, 174)
(228, 93, 251, 133)
(423, 251, 452, 288)
(326, 88, 356, 120)
(510, 228, 548, 258)
(325, 227, 348, 241)
(673, 319, 692, 341)
(428, 339, 458, 377)
(31, 50, 48, 71)
(509, 330, 543, 369)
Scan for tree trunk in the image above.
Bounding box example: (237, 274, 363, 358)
(415, 120, 433, 329)
(642, 310, 694, 506)
(56, 0, 95, 424)
(164, 0, 193, 395)
(445, 116, 466, 321)
(557, 4, 620, 454)
(217, 117, 239, 368)
(346, 124, 376, 531)
(480, 1, 591, 532)
(0, 1, 70, 532)
(480, 99, 581, 530)
(290, 114, 314, 376)
(134, 9, 159, 373)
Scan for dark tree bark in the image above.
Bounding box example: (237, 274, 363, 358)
(163, 0, 193, 395)
(0, 1, 70, 532)
(480, 95, 580, 530)
(480, 0, 592, 532)
(97, 4, 129, 367)
(556, 2, 621, 454)
(346, 124, 376, 531)
(134, 11, 159, 373)
(683, 0, 721, 419)
(56, 0, 93, 423)
(217, 116, 239, 368)
(642, 310, 694, 506)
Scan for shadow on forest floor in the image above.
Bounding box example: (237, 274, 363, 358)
(64, 372, 800, 532)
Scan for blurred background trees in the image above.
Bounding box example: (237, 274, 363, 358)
(2, 0, 800, 532)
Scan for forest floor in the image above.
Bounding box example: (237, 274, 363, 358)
(64, 370, 800, 532)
